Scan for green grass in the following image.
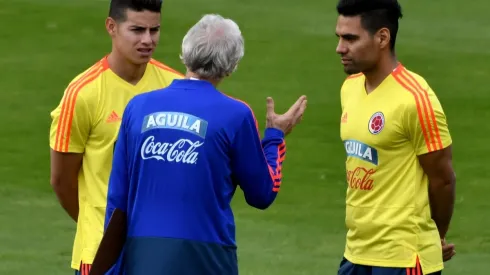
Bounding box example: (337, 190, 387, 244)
(0, 0, 489, 274)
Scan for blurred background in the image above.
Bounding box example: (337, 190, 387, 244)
(0, 0, 489, 274)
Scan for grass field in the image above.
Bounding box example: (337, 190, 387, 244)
(1, 0, 489, 274)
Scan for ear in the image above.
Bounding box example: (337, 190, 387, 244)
(377, 28, 391, 50)
(105, 17, 117, 38)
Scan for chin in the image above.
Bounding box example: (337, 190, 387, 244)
(132, 56, 152, 65)
(344, 67, 361, 75)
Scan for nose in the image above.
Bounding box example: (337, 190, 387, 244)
(141, 30, 152, 45)
(336, 40, 347, 55)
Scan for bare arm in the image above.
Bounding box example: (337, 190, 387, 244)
(50, 149, 83, 222)
(418, 145, 456, 239)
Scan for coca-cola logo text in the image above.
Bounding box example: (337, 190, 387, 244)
(140, 136, 204, 164)
(346, 167, 376, 190)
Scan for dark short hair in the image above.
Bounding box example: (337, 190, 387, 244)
(109, 0, 163, 22)
(337, 0, 403, 50)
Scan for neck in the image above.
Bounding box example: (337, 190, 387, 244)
(185, 71, 222, 87)
(107, 51, 147, 85)
(363, 52, 399, 94)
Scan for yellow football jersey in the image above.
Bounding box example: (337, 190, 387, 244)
(49, 56, 183, 270)
(339, 64, 452, 274)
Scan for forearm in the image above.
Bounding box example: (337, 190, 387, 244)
(237, 128, 285, 209)
(52, 183, 79, 222)
(262, 128, 286, 179)
(50, 150, 84, 222)
(428, 177, 455, 239)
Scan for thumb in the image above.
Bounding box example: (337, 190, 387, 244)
(266, 97, 275, 116)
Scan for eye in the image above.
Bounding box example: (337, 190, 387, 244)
(343, 35, 358, 42)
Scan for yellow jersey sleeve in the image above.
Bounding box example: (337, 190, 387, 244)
(50, 87, 92, 153)
(405, 86, 452, 155)
(50, 61, 107, 153)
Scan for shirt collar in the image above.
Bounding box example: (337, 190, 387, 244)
(168, 78, 216, 90)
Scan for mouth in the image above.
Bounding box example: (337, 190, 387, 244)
(137, 48, 153, 56)
(341, 58, 352, 65)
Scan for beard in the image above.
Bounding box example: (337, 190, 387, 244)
(343, 63, 362, 75)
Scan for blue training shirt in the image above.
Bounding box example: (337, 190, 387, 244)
(105, 79, 286, 275)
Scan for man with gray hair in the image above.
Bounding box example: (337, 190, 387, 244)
(101, 14, 307, 275)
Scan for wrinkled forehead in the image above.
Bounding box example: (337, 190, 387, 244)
(335, 15, 364, 36)
(123, 10, 161, 28)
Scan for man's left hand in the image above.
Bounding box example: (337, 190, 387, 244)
(441, 238, 456, 262)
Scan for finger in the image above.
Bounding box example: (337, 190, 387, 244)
(442, 245, 455, 255)
(444, 251, 455, 262)
(443, 249, 453, 258)
(299, 99, 308, 114)
(442, 244, 454, 251)
(442, 244, 455, 261)
(285, 95, 307, 116)
(292, 99, 307, 124)
(443, 248, 455, 258)
(266, 97, 275, 116)
(444, 244, 455, 251)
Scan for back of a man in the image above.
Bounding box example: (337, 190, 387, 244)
(103, 14, 307, 274)
(111, 80, 273, 274)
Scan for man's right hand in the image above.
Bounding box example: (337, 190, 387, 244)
(265, 95, 307, 135)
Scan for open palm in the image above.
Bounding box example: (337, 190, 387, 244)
(266, 95, 307, 135)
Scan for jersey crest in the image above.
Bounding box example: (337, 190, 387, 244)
(368, 112, 385, 135)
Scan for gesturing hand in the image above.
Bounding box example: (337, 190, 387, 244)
(266, 95, 307, 135)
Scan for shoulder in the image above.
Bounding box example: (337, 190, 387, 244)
(218, 94, 260, 135)
(123, 86, 169, 119)
(64, 57, 110, 101)
(341, 73, 364, 94)
(345, 72, 364, 81)
(209, 91, 259, 129)
(50, 58, 109, 120)
(340, 73, 364, 106)
(391, 66, 449, 132)
(130, 81, 170, 103)
(148, 59, 184, 80)
(220, 93, 256, 116)
(125, 89, 155, 113)
(392, 66, 431, 93)
(341, 73, 364, 87)
(391, 65, 440, 109)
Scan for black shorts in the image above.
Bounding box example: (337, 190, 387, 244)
(338, 257, 442, 275)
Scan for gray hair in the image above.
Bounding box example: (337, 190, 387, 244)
(181, 14, 244, 80)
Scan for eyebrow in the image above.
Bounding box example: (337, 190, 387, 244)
(130, 25, 161, 29)
(336, 33, 359, 39)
